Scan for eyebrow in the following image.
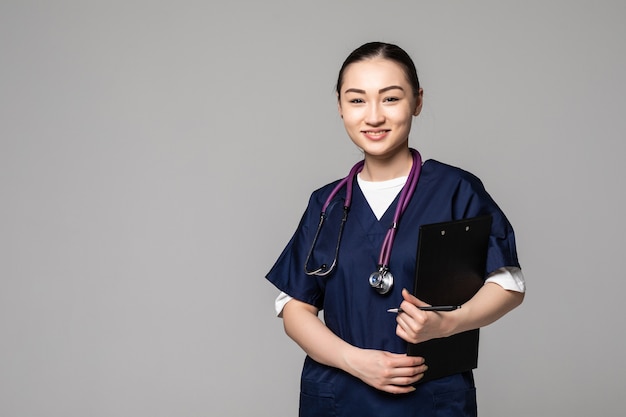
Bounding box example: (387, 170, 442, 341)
(344, 85, 405, 95)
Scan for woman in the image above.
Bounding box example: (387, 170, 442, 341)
(266, 42, 525, 417)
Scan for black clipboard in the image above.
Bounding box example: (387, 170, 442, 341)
(407, 215, 492, 383)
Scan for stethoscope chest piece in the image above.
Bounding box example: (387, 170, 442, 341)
(369, 268, 394, 295)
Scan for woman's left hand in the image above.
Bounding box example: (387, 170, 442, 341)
(395, 283, 525, 344)
(394, 288, 455, 344)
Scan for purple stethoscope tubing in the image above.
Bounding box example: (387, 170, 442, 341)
(304, 148, 422, 294)
(377, 149, 422, 269)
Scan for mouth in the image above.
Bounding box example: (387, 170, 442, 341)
(362, 129, 390, 140)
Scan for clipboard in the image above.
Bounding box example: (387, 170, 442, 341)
(407, 215, 492, 383)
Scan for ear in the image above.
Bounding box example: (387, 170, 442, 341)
(413, 88, 424, 117)
(337, 93, 343, 118)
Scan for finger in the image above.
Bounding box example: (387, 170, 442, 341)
(396, 306, 426, 331)
(402, 288, 430, 308)
(389, 371, 424, 387)
(384, 384, 416, 394)
(385, 354, 427, 372)
(396, 319, 425, 344)
(390, 364, 428, 379)
(395, 315, 413, 336)
(387, 364, 428, 388)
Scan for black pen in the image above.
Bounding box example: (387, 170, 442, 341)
(387, 305, 461, 313)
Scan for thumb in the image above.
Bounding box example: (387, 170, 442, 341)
(402, 288, 430, 308)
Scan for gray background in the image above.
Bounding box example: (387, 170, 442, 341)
(1, 1, 624, 416)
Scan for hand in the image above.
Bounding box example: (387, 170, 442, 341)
(394, 289, 454, 344)
(346, 348, 427, 394)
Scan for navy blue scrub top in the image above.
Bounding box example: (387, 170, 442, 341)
(266, 159, 520, 417)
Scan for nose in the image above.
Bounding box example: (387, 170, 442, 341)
(364, 103, 385, 126)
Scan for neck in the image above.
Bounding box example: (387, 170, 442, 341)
(359, 148, 414, 181)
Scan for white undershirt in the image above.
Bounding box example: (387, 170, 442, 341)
(358, 174, 409, 220)
(274, 173, 525, 316)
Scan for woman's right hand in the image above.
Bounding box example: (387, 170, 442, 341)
(282, 298, 427, 394)
(345, 349, 427, 394)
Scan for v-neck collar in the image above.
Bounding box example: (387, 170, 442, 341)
(350, 179, 401, 249)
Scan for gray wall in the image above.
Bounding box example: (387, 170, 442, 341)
(1, 1, 624, 416)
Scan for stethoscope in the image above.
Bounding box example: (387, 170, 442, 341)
(303, 148, 422, 295)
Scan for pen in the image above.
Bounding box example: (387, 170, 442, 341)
(387, 305, 461, 313)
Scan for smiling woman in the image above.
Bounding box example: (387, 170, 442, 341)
(265, 42, 525, 417)
(338, 57, 423, 180)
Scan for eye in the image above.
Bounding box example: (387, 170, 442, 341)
(383, 97, 400, 103)
(349, 98, 364, 104)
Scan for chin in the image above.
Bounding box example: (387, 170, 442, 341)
(359, 142, 408, 158)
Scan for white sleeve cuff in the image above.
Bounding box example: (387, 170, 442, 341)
(484, 266, 526, 292)
(274, 291, 293, 317)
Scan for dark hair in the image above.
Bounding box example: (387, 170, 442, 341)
(336, 42, 420, 100)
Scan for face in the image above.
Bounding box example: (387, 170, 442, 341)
(338, 58, 423, 160)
